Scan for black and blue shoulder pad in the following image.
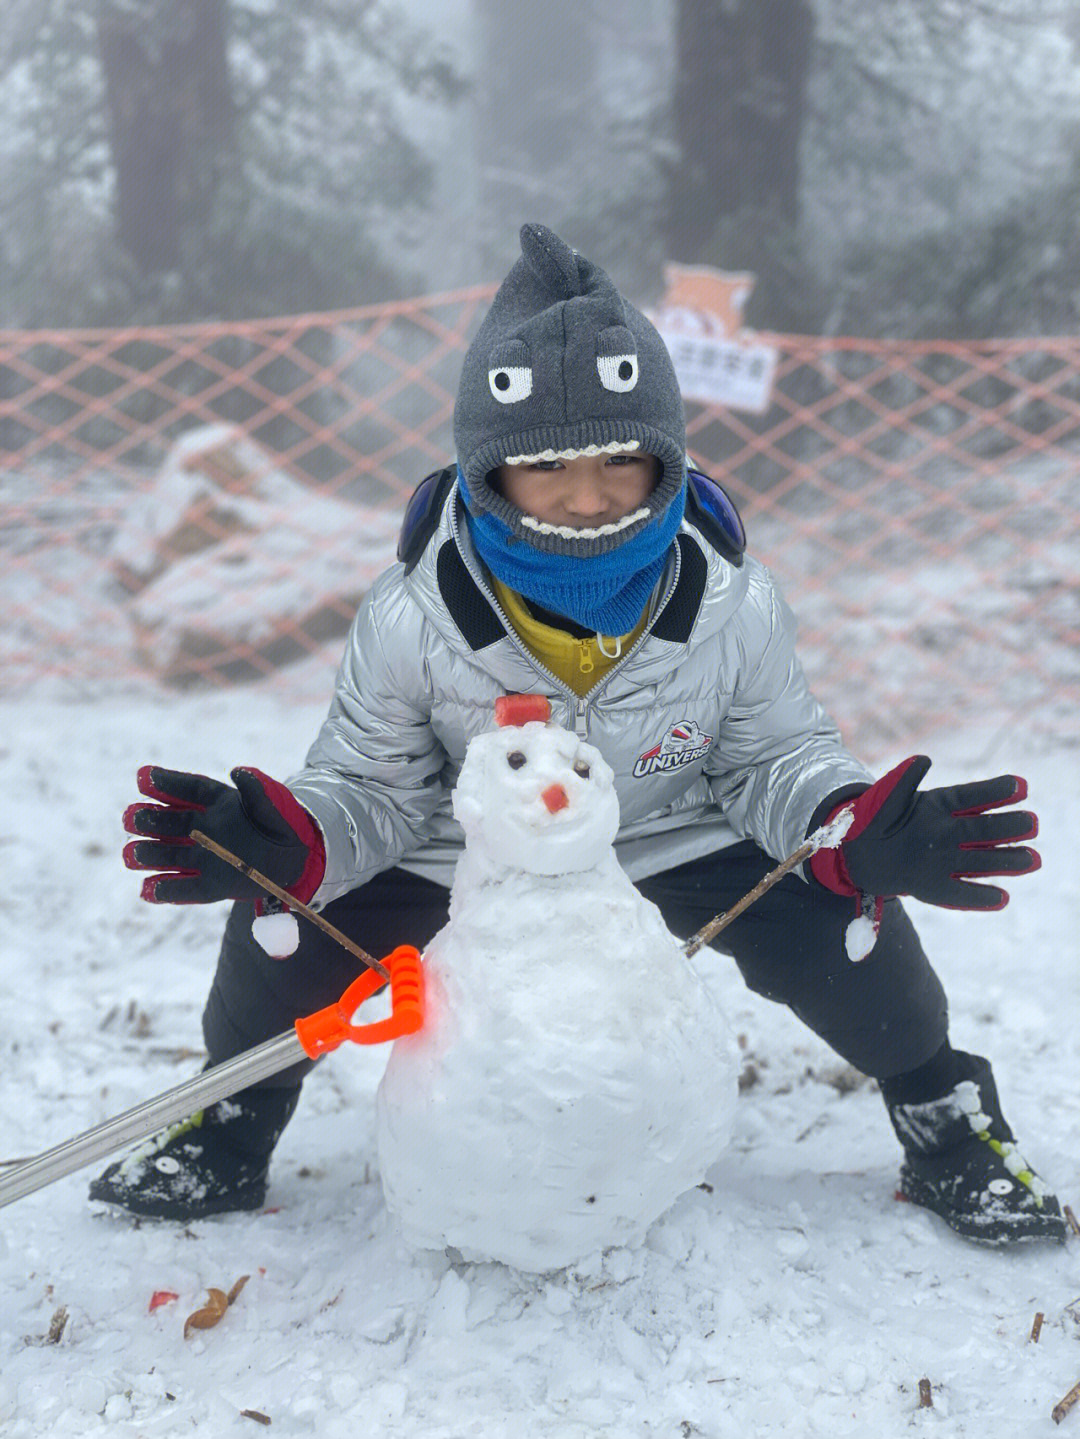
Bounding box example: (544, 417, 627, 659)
(397, 467, 457, 574)
(685, 468, 746, 567)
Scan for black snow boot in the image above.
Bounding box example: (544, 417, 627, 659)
(884, 1052, 1066, 1246)
(89, 1085, 300, 1221)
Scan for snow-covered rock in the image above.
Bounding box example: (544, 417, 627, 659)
(110, 424, 399, 684)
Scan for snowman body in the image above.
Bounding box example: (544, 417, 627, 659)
(375, 717, 738, 1271)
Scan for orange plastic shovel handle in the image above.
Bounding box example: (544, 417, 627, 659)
(294, 944, 425, 1059)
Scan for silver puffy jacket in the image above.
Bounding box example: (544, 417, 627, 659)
(288, 481, 872, 906)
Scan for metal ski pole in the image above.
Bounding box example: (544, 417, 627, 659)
(682, 806, 855, 958)
(0, 944, 422, 1211)
(0, 830, 423, 1221)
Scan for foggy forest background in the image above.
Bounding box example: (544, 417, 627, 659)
(2, 0, 1079, 338)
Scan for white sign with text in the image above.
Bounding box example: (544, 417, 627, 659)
(650, 265, 778, 414)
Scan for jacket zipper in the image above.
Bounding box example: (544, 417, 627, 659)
(447, 500, 579, 708)
(448, 496, 684, 741)
(583, 539, 684, 711)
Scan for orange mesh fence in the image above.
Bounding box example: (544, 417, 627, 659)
(0, 286, 496, 696)
(687, 336, 1080, 754)
(2, 292, 1077, 759)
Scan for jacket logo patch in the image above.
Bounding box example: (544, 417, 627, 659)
(633, 720, 713, 778)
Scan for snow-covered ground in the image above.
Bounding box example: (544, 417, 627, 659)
(1, 689, 1078, 1439)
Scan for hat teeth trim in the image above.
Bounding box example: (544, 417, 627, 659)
(519, 506, 651, 540)
(501, 440, 641, 465)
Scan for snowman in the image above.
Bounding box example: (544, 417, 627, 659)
(375, 696, 738, 1272)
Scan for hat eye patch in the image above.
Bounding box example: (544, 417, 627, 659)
(597, 353, 639, 392)
(487, 338, 533, 405)
(488, 365, 533, 403)
(595, 325, 639, 393)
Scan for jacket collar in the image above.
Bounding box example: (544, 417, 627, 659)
(405, 479, 746, 664)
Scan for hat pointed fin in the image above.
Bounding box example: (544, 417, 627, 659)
(519, 223, 585, 299)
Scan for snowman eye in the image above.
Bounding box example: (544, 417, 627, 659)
(573, 760, 591, 779)
(506, 751, 527, 770)
(597, 354, 638, 392)
(489, 366, 533, 403)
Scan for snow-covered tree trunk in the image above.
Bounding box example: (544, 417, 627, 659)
(667, 0, 813, 262)
(96, 0, 235, 277)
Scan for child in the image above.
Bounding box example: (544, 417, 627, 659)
(94, 224, 1060, 1246)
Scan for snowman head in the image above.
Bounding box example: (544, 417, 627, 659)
(453, 699, 620, 876)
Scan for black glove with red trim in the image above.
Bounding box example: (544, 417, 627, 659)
(123, 766, 325, 906)
(809, 755, 1040, 912)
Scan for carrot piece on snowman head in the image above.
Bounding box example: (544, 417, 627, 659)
(494, 694, 552, 728)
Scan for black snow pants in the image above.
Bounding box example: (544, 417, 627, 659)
(202, 840, 948, 1096)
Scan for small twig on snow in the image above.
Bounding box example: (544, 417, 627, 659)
(1030, 1312, 1045, 1343)
(24, 1305, 68, 1347)
(1053, 1378, 1080, 1425)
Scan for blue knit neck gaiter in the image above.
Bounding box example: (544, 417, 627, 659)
(458, 468, 685, 635)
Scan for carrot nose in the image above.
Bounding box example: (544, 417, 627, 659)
(541, 783, 569, 814)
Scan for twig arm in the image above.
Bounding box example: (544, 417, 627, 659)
(682, 807, 855, 959)
(683, 840, 815, 957)
(190, 829, 389, 981)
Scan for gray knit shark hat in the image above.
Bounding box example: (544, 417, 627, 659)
(453, 224, 687, 558)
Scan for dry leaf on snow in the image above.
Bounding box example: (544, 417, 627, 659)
(227, 1275, 250, 1304)
(183, 1275, 250, 1339)
(183, 1288, 228, 1338)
